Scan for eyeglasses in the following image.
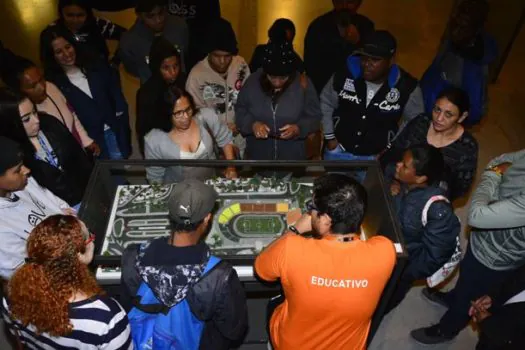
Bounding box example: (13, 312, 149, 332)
(85, 232, 95, 246)
(305, 199, 318, 213)
(172, 106, 193, 120)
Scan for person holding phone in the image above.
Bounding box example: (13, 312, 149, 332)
(236, 41, 321, 163)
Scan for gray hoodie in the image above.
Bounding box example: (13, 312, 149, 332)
(235, 69, 321, 161)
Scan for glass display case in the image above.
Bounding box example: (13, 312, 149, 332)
(79, 159, 407, 345)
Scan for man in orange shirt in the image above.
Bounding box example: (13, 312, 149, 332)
(255, 174, 396, 350)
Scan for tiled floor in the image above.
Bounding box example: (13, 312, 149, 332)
(1, 0, 525, 349)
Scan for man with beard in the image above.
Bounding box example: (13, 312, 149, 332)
(136, 36, 186, 156)
(304, 0, 374, 94)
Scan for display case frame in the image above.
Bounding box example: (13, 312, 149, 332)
(79, 159, 408, 345)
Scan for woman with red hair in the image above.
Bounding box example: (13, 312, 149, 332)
(2, 215, 132, 349)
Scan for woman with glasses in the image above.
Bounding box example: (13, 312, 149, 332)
(236, 41, 321, 164)
(2, 215, 132, 349)
(144, 87, 237, 183)
(0, 89, 92, 209)
(382, 86, 478, 201)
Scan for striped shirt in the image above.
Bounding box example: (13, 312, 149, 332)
(2, 295, 133, 350)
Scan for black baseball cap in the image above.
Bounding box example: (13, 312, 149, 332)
(354, 30, 397, 59)
(0, 137, 24, 175)
(168, 180, 218, 225)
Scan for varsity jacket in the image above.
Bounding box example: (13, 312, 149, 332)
(321, 56, 424, 156)
(0, 177, 69, 279)
(469, 149, 525, 271)
(186, 56, 250, 155)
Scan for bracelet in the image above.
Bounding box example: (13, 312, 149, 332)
(288, 225, 301, 235)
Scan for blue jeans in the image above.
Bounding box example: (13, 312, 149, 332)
(323, 145, 376, 183)
(438, 244, 515, 336)
(104, 128, 123, 160)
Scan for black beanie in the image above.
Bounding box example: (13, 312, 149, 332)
(206, 18, 238, 55)
(262, 41, 296, 76)
(148, 36, 181, 72)
(0, 137, 24, 175)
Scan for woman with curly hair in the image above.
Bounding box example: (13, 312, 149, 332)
(2, 215, 132, 349)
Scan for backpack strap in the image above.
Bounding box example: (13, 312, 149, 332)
(421, 195, 450, 226)
(203, 256, 221, 274)
(131, 256, 223, 315)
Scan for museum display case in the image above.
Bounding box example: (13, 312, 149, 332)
(79, 159, 407, 345)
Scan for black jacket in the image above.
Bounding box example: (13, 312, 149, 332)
(304, 10, 374, 94)
(390, 185, 460, 281)
(27, 113, 93, 206)
(477, 265, 525, 350)
(121, 239, 248, 350)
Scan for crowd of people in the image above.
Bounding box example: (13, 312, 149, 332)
(0, 0, 523, 349)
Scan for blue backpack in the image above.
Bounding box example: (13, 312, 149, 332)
(128, 256, 221, 350)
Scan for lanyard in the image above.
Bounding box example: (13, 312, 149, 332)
(36, 133, 60, 169)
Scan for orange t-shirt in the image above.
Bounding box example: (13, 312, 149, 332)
(254, 233, 396, 350)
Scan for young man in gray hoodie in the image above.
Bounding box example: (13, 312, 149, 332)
(412, 149, 525, 345)
(119, 0, 189, 84)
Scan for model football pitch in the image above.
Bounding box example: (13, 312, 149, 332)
(101, 177, 313, 257)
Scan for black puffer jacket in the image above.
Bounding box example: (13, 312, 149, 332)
(391, 185, 460, 280)
(121, 239, 248, 350)
(26, 113, 93, 206)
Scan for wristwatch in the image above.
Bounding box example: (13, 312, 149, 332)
(288, 225, 301, 235)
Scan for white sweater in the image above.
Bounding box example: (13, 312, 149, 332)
(0, 177, 70, 279)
